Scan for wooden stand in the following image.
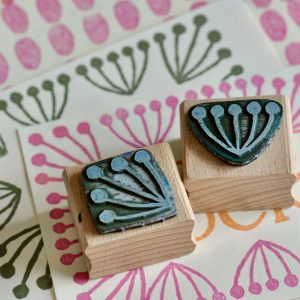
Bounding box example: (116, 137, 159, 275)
(63, 143, 196, 279)
(180, 95, 296, 212)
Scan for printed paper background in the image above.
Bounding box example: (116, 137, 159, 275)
(19, 66, 300, 300)
(246, 0, 300, 66)
(0, 0, 216, 90)
(0, 0, 299, 299)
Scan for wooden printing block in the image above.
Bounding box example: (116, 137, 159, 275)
(63, 143, 196, 279)
(180, 95, 296, 212)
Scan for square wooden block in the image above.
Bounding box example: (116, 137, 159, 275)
(63, 143, 196, 279)
(181, 95, 296, 212)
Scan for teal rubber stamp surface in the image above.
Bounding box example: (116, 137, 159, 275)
(188, 99, 283, 166)
(82, 149, 177, 233)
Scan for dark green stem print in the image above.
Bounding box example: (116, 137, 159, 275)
(154, 14, 244, 84)
(0, 74, 70, 126)
(0, 181, 21, 231)
(0, 224, 52, 299)
(0, 134, 7, 158)
(76, 41, 149, 95)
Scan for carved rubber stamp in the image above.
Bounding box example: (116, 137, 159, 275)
(63, 143, 196, 278)
(188, 99, 283, 165)
(82, 149, 177, 233)
(181, 95, 295, 212)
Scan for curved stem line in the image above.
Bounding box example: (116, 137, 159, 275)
(265, 244, 292, 275)
(30, 94, 49, 121)
(125, 165, 164, 200)
(15, 102, 39, 124)
(85, 275, 113, 296)
(260, 246, 273, 280)
(133, 49, 149, 91)
(3, 109, 31, 126)
(21, 238, 43, 285)
(49, 89, 56, 120)
(106, 271, 133, 300)
(181, 25, 201, 75)
(232, 243, 259, 286)
(7, 230, 41, 265)
(87, 132, 101, 159)
(249, 247, 259, 285)
(105, 125, 141, 148)
(172, 268, 182, 300)
(156, 41, 177, 81)
(154, 109, 162, 143)
(98, 174, 161, 202)
(174, 34, 180, 79)
(139, 114, 152, 145)
(0, 224, 39, 247)
(0, 191, 14, 201)
(130, 54, 136, 89)
(267, 242, 300, 264)
(126, 269, 138, 300)
(146, 265, 170, 300)
(179, 264, 218, 293)
(183, 57, 222, 82)
(42, 140, 82, 164)
(67, 135, 94, 161)
(122, 120, 145, 147)
(157, 105, 177, 142)
(183, 41, 214, 79)
(242, 113, 258, 149)
(178, 266, 204, 299)
(0, 191, 21, 231)
(55, 82, 70, 119)
(81, 74, 123, 94)
(160, 271, 169, 300)
(113, 60, 130, 91)
(214, 116, 234, 148)
(0, 195, 15, 214)
(96, 67, 126, 93)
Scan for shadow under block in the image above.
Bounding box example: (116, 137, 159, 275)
(180, 95, 296, 212)
(63, 143, 196, 279)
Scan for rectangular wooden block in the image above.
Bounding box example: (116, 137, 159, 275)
(63, 143, 196, 279)
(181, 95, 296, 212)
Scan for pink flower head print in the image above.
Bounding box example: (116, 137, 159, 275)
(15, 38, 41, 69)
(230, 240, 299, 299)
(286, 43, 300, 65)
(146, 262, 226, 300)
(100, 96, 178, 148)
(114, 0, 140, 30)
(73, 0, 95, 11)
(146, 0, 171, 16)
(2, 2, 28, 33)
(48, 24, 75, 56)
(28, 122, 105, 267)
(287, 0, 300, 27)
(0, 53, 9, 84)
(83, 14, 109, 44)
(260, 10, 287, 41)
(252, 0, 272, 8)
(36, 0, 62, 23)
